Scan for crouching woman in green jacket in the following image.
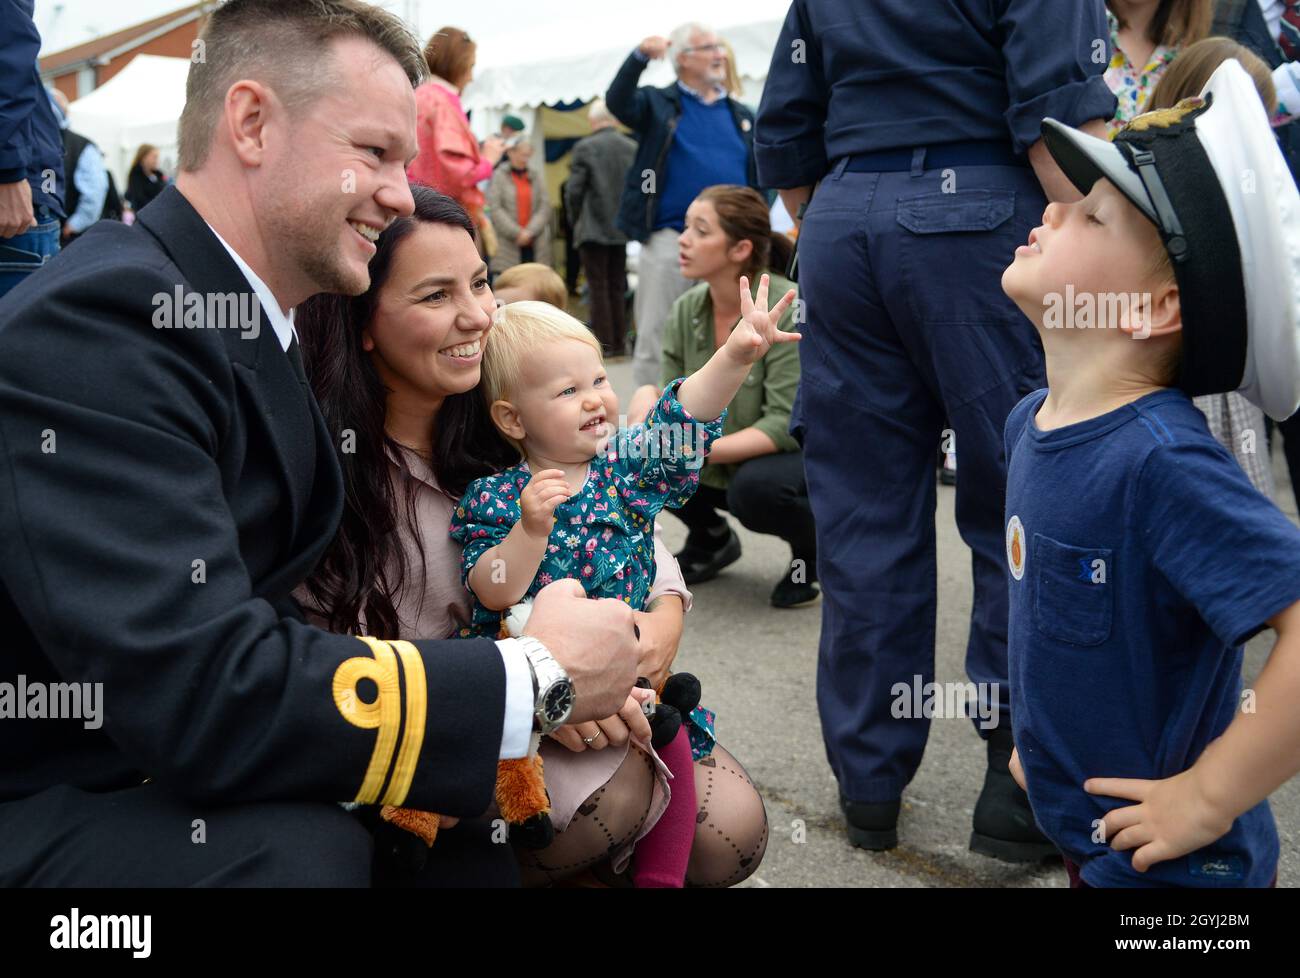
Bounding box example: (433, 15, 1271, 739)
(629, 184, 817, 607)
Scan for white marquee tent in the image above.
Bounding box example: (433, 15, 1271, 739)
(66, 54, 190, 188)
(462, 19, 785, 137)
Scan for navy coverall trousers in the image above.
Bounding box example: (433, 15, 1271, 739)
(796, 155, 1047, 803)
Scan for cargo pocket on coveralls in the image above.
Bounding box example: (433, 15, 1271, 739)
(895, 189, 1019, 327)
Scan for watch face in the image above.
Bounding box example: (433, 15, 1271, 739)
(543, 681, 574, 723)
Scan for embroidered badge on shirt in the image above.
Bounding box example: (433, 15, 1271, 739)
(1006, 515, 1026, 581)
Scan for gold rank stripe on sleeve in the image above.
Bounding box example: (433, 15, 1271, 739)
(332, 637, 428, 807)
(385, 640, 427, 805)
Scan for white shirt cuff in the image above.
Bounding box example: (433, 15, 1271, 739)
(496, 638, 534, 759)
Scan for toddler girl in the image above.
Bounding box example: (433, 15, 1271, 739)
(450, 276, 796, 885)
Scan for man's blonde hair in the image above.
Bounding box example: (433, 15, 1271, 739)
(482, 301, 603, 408)
(178, 0, 425, 172)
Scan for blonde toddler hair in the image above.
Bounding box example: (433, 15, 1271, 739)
(482, 300, 604, 422)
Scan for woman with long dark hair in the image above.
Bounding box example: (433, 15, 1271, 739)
(296, 185, 766, 887)
(296, 189, 509, 638)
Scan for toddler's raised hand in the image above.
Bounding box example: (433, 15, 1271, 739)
(724, 274, 800, 366)
(520, 470, 571, 539)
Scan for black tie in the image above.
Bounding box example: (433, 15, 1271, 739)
(286, 334, 308, 386)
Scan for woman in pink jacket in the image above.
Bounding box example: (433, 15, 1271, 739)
(408, 26, 504, 228)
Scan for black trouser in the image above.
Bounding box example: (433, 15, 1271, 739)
(0, 781, 520, 887)
(563, 223, 581, 294)
(670, 451, 816, 573)
(579, 242, 629, 356)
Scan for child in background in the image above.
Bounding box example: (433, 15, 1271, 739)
(492, 261, 568, 308)
(1000, 60, 1300, 887)
(451, 277, 796, 886)
(1147, 37, 1278, 497)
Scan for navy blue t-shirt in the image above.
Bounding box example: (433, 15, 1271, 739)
(654, 88, 748, 232)
(1004, 388, 1300, 887)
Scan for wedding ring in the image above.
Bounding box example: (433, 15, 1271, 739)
(582, 734, 598, 745)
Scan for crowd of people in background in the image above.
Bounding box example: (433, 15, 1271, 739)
(2, 0, 1300, 891)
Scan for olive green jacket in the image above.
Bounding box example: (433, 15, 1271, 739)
(661, 273, 801, 491)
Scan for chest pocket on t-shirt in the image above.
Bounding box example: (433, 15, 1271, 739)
(1032, 533, 1113, 647)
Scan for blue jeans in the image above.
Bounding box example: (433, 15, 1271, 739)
(0, 204, 61, 301)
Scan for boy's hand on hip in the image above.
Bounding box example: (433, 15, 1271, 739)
(1085, 768, 1235, 872)
(725, 274, 799, 366)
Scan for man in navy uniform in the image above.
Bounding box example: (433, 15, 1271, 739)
(0, 0, 637, 887)
(756, 0, 1115, 858)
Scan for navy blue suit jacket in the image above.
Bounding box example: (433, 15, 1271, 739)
(0, 187, 504, 811)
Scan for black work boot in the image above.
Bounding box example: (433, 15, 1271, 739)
(674, 525, 741, 585)
(969, 727, 1059, 862)
(770, 555, 820, 608)
(840, 793, 901, 851)
(771, 575, 820, 608)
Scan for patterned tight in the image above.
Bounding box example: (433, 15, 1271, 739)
(517, 743, 768, 888)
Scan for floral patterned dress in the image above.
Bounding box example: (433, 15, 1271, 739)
(1104, 10, 1180, 137)
(449, 378, 725, 759)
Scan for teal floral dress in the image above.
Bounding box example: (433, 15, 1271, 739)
(449, 378, 725, 759)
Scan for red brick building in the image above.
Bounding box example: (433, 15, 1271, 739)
(39, 3, 212, 102)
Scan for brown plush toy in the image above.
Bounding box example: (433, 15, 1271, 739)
(379, 753, 551, 847)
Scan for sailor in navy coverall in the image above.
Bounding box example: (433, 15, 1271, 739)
(755, 0, 1116, 856)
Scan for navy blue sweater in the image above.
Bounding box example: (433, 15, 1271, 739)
(605, 50, 756, 242)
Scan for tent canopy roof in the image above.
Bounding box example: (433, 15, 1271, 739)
(462, 19, 782, 113)
(66, 54, 190, 186)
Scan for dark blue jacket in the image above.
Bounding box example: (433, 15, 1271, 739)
(0, 0, 65, 217)
(755, 0, 1116, 189)
(1213, 0, 1300, 183)
(605, 51, 757, 242)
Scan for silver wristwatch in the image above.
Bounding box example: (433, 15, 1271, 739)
(517, 636, 575, 736)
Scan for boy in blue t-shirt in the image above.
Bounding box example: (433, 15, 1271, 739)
(999, 60, 1300, 887)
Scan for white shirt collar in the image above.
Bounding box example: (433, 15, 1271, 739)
(205, 222, 297, 352)
(676, 79, 726, 103)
